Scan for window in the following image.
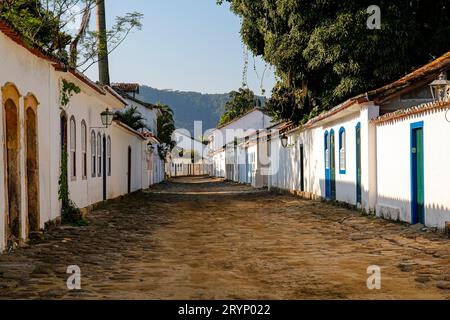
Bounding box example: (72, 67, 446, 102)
(324, 131, 329, 169)
(107, 136, 111, 176)
(91, 130, 96, 177)
(70, 116, 76, 178)
(97, 133, 102, 177)
(81, 121, 87, 179)
(339, 128, 346, 174)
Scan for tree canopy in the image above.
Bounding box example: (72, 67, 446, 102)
(0, 0, 71, 60)
(0, 0, 142, 71)
(218, 87, 259, 126)
(218, 0, 450, 123)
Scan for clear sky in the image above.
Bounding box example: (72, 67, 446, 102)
(84, 0, 276, 96)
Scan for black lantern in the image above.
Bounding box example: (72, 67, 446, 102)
(178, 148, 184, 158)
(281, 134, 288, 148)
(100, 108, 115, 128)
(147, 142, 154, 153)
(430, 73, 450, 103)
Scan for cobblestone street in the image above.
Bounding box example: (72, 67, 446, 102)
(0, 177, 449, 300)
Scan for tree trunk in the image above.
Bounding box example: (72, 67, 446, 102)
(96, 0, 110, 85)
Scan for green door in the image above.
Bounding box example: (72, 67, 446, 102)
(330, 130, 336, 200)
(411, 125, 425, 224)
(356, 124, 362, 204)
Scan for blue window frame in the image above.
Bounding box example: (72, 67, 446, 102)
(339, 127, 346, 174)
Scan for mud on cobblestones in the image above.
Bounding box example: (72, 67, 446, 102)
(0, 177, 448, 299)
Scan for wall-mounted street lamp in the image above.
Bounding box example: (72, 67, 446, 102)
(178, 148, 184, 158)
(147, 142, 155, 153)
(100, 108, 115, 128)
(280, 134, 289, 148)
(430, 72, 450, 103)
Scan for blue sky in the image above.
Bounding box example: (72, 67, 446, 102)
(84, 0, 276, 96)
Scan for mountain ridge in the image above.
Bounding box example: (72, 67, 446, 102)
(137, 85, 266, 135)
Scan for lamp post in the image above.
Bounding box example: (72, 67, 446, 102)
(280, 134, 288, 148)
(429, 72, 450, 103)
(100, 108, 115, 128)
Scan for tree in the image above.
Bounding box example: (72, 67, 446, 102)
(156, 103, 176, 161)
(96, 0, 109, 85)
(0, 0, 72, 61)
(218, 0, 450, 124)
(0, 1, 143, 73)
(115, 107, 147, 132)
(218, 87, 258, 126)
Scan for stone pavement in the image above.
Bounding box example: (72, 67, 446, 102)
(0, 177, 448, 299)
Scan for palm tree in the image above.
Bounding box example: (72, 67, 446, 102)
(115, 107, 147, 131)
(96, 0, 110, 85)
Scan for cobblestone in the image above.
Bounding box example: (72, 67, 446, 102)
(0, 177, 448, 299)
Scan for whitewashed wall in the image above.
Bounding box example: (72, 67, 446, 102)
(376, 108, 450, 230)
(0, 30, 58, 251)
(268, 104, 380, 213)
(0, 28, 162, 252)
(209, 110, 272, 152)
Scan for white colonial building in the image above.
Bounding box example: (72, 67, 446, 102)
(209, 52, 450, 231)
(208, 107, 273, 181)
(0, 19, 165, 252)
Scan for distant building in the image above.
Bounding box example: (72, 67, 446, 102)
(207, 108, 274, 184)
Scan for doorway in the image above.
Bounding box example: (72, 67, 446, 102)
(4, 98, 21, 242)
(127, 146, 132, 194)
(329, 130, 336, 200)
(356, 123, 362, 204)
(411, 122, 425, 225)
(25, 99, 40, 235)
(103, 135, 107, 201)
(300, 144, 305, 192)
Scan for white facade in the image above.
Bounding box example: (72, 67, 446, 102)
(375, 104, 450, 230)
(268, 102, 379, 213)
(208, 108, 273, 179)
(208, 53, 450, 231)
(0, 22, 164, 252)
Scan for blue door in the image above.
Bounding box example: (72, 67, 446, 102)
(411, 122, 425, 224)
(324, 131, 331, 198)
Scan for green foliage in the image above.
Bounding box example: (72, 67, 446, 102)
(138, 86, 231, 134)
(58, 147, 85, 225)
(60, 79, 81, 107)
(219, 0, 450, 124)
(218, 87, 259, 126)
(0, 0, 143, 73)
(0, 0, 72, 61)
(79, 11, 143, 72)
(115, 106, 148, 131)
(156, 103, 176, 161)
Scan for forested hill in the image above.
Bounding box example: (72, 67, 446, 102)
(137, 86, 230, 134)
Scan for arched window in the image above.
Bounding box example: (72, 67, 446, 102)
(339, 127, 346, 174)
(81, 121, 87, 179)
(97, 132, 102, 177)
(70, 116, 76, 179)
(91, 130, 96, 177)
(107, 136, 112, 176)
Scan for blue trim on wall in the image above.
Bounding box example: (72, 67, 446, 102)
(355, 122, 361, 204)
(339, 127, 346, 174)
(324, 130, 330, 198)
(410, 121, 424, 225)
